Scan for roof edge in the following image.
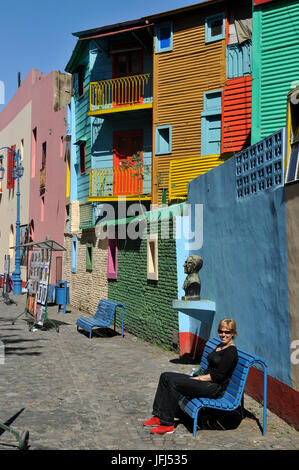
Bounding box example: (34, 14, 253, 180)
(142, 0, 225, 21)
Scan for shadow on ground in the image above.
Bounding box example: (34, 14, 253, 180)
(77, 326, 122, 339)
(176, 405, 263, 435)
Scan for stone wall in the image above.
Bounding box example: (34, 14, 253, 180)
(108, 218, 179, 348)
(63, 228, 108, 315)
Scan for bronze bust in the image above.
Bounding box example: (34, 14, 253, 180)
(182, 255, 203, 300)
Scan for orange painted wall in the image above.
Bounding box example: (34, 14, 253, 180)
(221, 75, 252, 153)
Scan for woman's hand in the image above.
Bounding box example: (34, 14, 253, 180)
(191, 374, 212, 381)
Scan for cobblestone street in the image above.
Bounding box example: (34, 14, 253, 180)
(0, 294, 298, 453)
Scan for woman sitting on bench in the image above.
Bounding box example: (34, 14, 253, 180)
(142, 318, 238, 435)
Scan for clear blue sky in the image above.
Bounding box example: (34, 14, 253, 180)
(0, 0, 203, 112)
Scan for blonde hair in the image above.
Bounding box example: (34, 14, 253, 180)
(218, 318, 237, 338)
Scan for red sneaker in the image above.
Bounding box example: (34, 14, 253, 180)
(142, 416, 161, 427)
(150, 425, 174, 435)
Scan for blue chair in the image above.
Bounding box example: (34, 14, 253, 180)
(179, 337, 268, 437)
(76, 299, 125, 339)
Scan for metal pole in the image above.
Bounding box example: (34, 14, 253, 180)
(0, 147, 23, 295)
(263, 366, 267, 435)
(12, 150, 22, 295)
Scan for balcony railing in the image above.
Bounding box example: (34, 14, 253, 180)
(89, 74, 152, 113)
(89, 164, 152, 199)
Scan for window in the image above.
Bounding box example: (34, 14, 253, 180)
(286, 129, 299, 183)
(65, 204, 70, 233)
(201, 90, 222, 155)
(112, 48, 142, 78)
(112, 48, 143, 105)
(56, 256, 63, 283)
(41, 196, 45, 222)
(60, 136, 64, 158)
(72, 236, 78, 273)
(155, 21, 173, 53)
(155, 125, 172, 155)
(226, 41, 252, 79)
(205, 13, 225, 43)
(107, 238, 118, 279)
(31, 127, 37, 178)
(7, 146, 15, 189)
(79, 141, 86, 175)
(41, 141, 47, 169)
(9, 225, 14, 260)
(20, 139, 24, 161)
(147, 233, 158, 281)
(77, 65, 85, 98)
(86, 242, 93, 271)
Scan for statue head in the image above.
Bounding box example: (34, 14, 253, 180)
(183, 255, 203, 275)
(182, 254, 203, 300)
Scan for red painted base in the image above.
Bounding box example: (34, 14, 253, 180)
(179, 332, 206, 361)
(246, 367, 299, 431)
(179, 333, 299, 430)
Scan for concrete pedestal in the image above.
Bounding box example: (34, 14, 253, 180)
(172, 299, 216, 359)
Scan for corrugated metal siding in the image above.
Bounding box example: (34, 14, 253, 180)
(222, 76, 252, 153)
(169, 154, 223, 200)
(252, 0, 299, 143)
(153, 9, 226, 204)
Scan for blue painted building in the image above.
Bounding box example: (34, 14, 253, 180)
(65, 19, 153, 229)
(175, 127, 299, 429)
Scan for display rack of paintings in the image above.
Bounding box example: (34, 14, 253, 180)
(11, 239, 66, 333)
(26, 248, 50, 326)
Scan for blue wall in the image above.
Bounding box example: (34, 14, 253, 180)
(91, 115, 152, 169)
(184, 156, 291, 386)
(73, 39, 153, 203)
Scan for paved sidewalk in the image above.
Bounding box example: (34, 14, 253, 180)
(0, 293, 298, 451)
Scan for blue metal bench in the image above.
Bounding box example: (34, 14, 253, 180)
(76, 299, 125, 339)
(179, 337, 268, 437)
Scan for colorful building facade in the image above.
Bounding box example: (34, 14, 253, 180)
(0, 72, 33, 281)
(0, 68, 71, 284)
(62, 1, 299, 430)
(145, 0, 253, 204)
(64, 18, 154, 313)
(251, 0, 299, 145)
(64, 0, 254, 315)
(177, 124, 298, 429)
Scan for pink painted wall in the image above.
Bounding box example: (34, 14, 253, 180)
(28, 70, 67, 284)
(0, 68, 68, 284)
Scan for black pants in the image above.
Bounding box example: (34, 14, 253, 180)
(152, 372, 223, 426)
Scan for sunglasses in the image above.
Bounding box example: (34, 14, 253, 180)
(218, 329, 232, 335)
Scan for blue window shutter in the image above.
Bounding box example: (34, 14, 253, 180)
(201, 90, 222, 155)
(227, 41, 252, 79)
(203, 116, 222, 155)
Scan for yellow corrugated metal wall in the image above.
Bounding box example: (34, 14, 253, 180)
(169, 154, 223, 201)
(153, 9, 227, 205)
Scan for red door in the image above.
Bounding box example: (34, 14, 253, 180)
(113, 130, 143, 195)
